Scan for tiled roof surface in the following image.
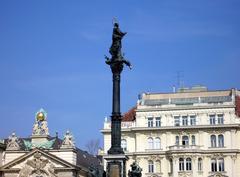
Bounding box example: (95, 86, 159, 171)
(76, 148, 101, 168)
(122, 107, 136, 122)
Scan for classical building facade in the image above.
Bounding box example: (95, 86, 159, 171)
(101, 87, 240, 177)
(0, 109, 102, 177)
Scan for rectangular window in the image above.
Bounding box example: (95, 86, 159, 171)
(175, 136, 179, 145)
(190, 115, 196, 125)
(217, 114, 224, 124)
(156, 117, 161, 127)
(174, 116, 180, 126)
(182, 116, 188, 126)
(148, 117, 153, 127)
(210, 115, 216, 125)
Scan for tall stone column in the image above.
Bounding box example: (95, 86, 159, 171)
(104, 21, 131, 177)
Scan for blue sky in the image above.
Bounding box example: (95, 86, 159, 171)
(0, 0, 239, 149)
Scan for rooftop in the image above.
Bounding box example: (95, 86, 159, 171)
(140, 88, 238, 106)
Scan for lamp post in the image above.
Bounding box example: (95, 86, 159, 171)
(105, 21, 131, 177)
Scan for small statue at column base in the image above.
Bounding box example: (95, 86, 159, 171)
(128, 162, 142, 177)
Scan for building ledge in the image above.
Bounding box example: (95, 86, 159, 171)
(101, 124, 240, 133)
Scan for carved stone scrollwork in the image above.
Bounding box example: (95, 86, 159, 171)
(208, 172, 228, 177)
(6, 132, 20, 150)
(178, 171, 192, 177)
(207, 153, 225, 159)
(18, 152, 57, 177)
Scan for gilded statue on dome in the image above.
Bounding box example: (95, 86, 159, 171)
(32, 108, 49, 136)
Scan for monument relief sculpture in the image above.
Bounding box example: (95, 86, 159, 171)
(18, 152, 57, 177)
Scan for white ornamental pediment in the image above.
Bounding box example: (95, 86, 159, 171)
(1, 148, 77, 174)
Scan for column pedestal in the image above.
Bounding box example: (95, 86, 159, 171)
(105, 154, 128, 177)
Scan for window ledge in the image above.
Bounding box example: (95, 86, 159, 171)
(208, 146, 226, 149)
(145, 172, 163, 175)
(145, 148, 163, 151)
(178, 171, 193, 174)
(208, 171, 227, 174)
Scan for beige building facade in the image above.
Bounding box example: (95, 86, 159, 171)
(101, 87, 240, 177)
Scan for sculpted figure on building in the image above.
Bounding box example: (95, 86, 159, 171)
(61, 130, 75, 149)
(6, 132, 20, 150)
(32, 109, 49, 136)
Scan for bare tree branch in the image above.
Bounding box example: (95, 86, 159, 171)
(85, 139, 100, 155)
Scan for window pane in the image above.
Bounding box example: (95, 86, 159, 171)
(155, 138, 161, 149)
(192, 135, 195, 145)
(210, 115, 216, 125)
(148, 138, 154, 149)
(148, 160, 154, 173)
(190, 115, 196, 125)
(121, 139, 127, 151)
(175, 136, 179, 145)
(186, 158, 192, 171)
(211, 159, 217, 172)
(198, 158, 202, 171)
(218, 158, 224, 171)
(218, 135, 224, 147)
(156, 160, 161, 173)
(156, 117, 161, 127)
(148, 117, 153, 127)
(174, 116, 180, 126)
(179, 158, 184, 171)
(211, 135, 216, 147)
(182, 116, 188, 126)
(218, 114, 224, 124)
(182, 136, 189, 146)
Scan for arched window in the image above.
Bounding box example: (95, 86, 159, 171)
(121, 139, 127, 151)
(156, 160, 161, 173)
(211, 135, 216, 147)
(155, 138, 161, 149)
(148, 137, 154, 149)
(191, 135, 195, 145)
(182, 136, 189, 146)
(175, 136, 179, 145)
(218, 158, 224, 171)
(179, 158, 184, 171)
(218, 134, 224, 147)
(211, 159, 217, 172)
(148, 160, 154, 173)
(198, 158, 202, 171)
(186, 158, 192, 171)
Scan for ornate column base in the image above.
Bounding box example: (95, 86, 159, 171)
(105, 154, 128, 177)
